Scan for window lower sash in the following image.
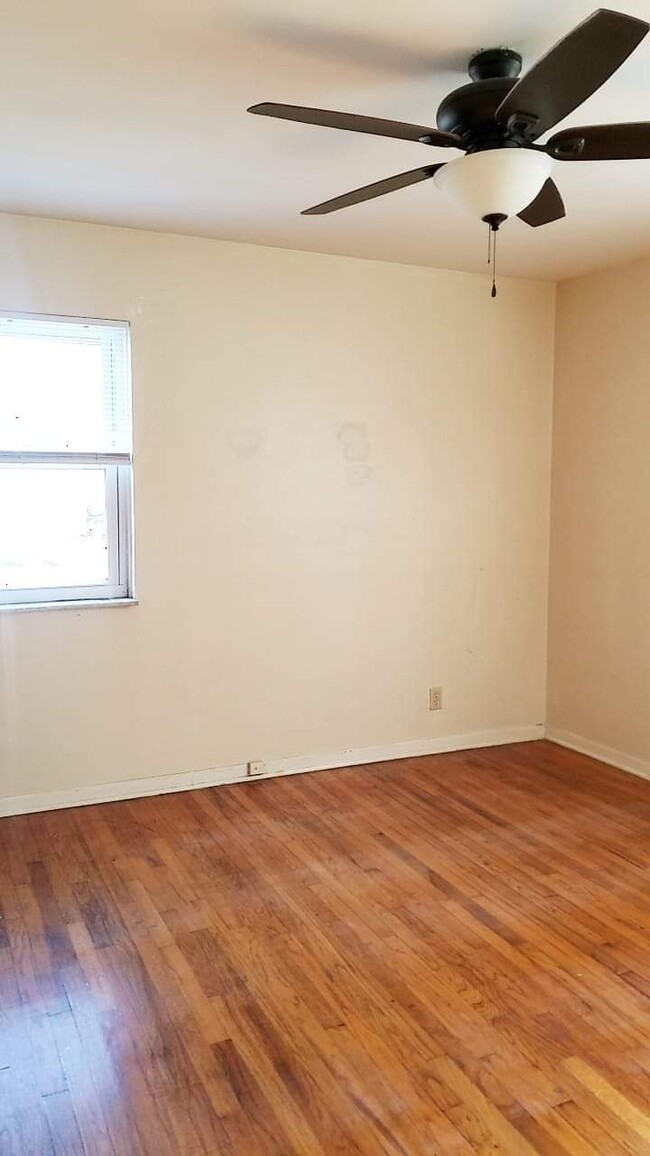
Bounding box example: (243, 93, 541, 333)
(0, 457, 133, 606)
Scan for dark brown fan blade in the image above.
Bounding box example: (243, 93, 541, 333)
(301, 164, 444, 215)
(517, 178, 566, 226)
(248, 103, 462, 147)
(547, 121, 650, 160)
(496, 9, 649, 139)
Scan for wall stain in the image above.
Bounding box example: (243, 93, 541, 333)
(346, 464, 373, 486)
(338, 423, 370, 463)
(227, 428, 262, 458)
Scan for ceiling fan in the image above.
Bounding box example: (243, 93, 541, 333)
(248, 8, 650, 294)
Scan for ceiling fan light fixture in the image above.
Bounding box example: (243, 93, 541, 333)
(433, 148, 554, 221)
(251, 9, 650, 293)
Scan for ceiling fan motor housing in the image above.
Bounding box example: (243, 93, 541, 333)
(435, 47, 525, 150)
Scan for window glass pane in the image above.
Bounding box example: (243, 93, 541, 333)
(0, 317, 131, 452)
(0, 334, 106, 451)
(0, 467, 110, 590)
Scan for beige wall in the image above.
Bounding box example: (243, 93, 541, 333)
(548, 255, 650, 764)
(0, 213, 555, 804)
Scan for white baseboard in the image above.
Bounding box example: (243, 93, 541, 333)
(0, 723, 544, 818)
(546, 727, 650, 783)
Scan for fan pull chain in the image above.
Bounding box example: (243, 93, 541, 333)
(484, 215, 504, 298)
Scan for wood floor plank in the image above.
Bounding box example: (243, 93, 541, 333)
(2, 740, 650, 1154)
(563, 1058, 650, 1146)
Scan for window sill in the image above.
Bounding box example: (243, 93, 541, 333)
(0, 597, 139, 614)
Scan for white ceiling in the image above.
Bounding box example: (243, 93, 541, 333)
(2, 0, 650, 281)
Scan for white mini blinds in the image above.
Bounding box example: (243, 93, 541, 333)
(0, 315, 131, 456)
(0, 314, 133, 606)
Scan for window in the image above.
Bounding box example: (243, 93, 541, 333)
(0, 313, 133, 607)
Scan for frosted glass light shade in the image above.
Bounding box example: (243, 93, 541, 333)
(434, 148, 554, 220)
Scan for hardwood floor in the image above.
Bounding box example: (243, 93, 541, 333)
(2, 740, 650, 1154)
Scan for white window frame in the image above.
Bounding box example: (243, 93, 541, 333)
(0, 314, 134, 608)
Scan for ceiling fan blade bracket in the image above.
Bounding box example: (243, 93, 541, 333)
(418, 131, 462, 147)
(551, 137, 585, 159)
(505, 111, 540, 142)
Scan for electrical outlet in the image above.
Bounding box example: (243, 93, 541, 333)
(428, 686, 443, 711)
(247, 760, 264, 776)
